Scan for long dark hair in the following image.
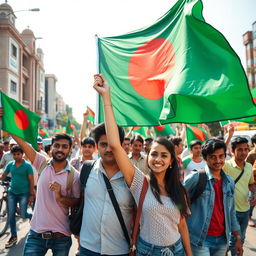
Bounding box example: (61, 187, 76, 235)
(148, 137, 190, 216)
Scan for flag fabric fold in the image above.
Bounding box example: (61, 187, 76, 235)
(0, 91, 41, 148)
(98, 0, 256, 126)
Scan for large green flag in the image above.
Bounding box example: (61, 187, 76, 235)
(219, 88, 256, 125)
(98, 0, 256, 125)
(0, 91, 41, 148)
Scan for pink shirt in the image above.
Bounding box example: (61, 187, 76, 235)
(30, 152, 80, 236)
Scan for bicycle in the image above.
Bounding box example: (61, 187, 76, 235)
(0, 180, 9, 236)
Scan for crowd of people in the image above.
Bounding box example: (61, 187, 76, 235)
(0, 74, 255, 256)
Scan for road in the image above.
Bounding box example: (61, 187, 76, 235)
(0, 210, 256, 256)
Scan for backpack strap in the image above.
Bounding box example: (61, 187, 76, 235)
(38, 159, 49, 176)
(190, 169, 207, 204)
(66, 165, 76, 194)
(73, 157, 81, 170)
(80, 160, 97, 188)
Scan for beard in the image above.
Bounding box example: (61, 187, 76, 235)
(52, 151, 68, 162)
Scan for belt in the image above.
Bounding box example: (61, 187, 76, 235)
(40, 231, 66, 239)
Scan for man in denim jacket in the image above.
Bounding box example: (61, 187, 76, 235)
(184, 139, 242, 256)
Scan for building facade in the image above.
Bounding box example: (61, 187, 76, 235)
(243, 21, 256, 89)
(0, 2, 45, 117)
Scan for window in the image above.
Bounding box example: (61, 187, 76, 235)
(10, 80, 17, 93)
(11, 44, 17, 58)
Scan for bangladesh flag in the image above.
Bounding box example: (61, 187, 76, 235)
(54, 126, 65, 134)
(186, 124, 208, 146)
(0, 91, 40, 149)
(124, 127, 132, 136)
(132, 126, 148, 138)
(39, 127, 49, 138)
(153, 125, 175, 137)
(65, 120, 73, 135)
(87, 106, 95, 124)
(219, 88, 256, 125)
(98, 0, 256, 126)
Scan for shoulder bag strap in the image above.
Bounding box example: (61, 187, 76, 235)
(130, 177, 149, 253)
(102, 173, 130, 245)
(234, 168, 245, 184)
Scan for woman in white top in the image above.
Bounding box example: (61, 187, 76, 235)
(93, 74, 192, 256)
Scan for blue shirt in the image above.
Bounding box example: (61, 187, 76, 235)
(183, 165, 240, 246)
(4, 160, 33, 194)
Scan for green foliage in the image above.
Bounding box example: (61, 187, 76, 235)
(56, 104, 81, 131)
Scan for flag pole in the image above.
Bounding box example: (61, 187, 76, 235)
(95, 34, 99, 125)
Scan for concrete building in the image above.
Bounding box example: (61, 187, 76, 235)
(45, 74, 57, 129)
(44, 74, 66, 129)
(243, 21, 256, 89)
(0, 2, 45, 117)
(56, 92, 66, 113)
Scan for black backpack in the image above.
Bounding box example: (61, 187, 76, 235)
(190, 169, 207, 204)
(69, 160, 96, 235)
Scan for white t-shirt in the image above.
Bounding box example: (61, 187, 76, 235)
(182, 156, 206, 178)
(130, 167, 181, 246)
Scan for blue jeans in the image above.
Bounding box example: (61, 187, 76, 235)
(229, 210, 250, 256)
(23, 230, 72, 256)
(8, 191, 32, 237)
(136, 236, 184, 256)
(249, 205, 254, 218)
(191, 235, 228, 256)
(80, 246, 128, 256)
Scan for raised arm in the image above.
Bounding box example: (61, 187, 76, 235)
(224, 123, 234, 146)
(80, 111, 89, 142)
(11, 135, 36, 163)
(71, 124, 80, 146)
(93, 74, 135, 186)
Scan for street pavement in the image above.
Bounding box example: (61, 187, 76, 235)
(0, 211, 256, 256)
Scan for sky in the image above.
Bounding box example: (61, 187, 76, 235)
(5, 0, 256, 124)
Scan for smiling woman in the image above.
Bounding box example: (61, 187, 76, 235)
(93, 74, 192, 256)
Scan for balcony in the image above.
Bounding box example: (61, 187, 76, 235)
(22, 99, 29, 108)
(22, 66, 29, 78)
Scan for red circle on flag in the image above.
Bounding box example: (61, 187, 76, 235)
(128, 38, 175, 100)
(155, 125, 165, 132)
(14, 110, 29, 130)
(133, 126, 140, 131)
